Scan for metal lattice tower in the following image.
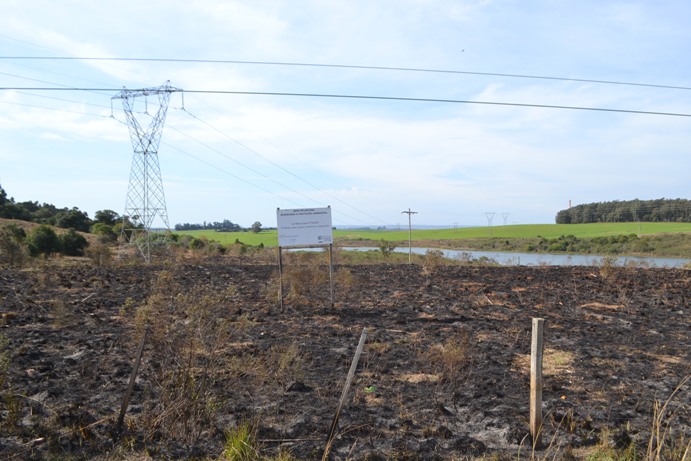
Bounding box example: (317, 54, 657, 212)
(112, 81, 181, 262)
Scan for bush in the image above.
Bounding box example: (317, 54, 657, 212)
(91, 222, 117, 243)
(60, 229, 89, 256)
(0, 224, 27, 267)
(189, 237, 206, 250)
(27, 224, 60, 257)
(378, 239, 398, 257)
(85, 242, 113, 267)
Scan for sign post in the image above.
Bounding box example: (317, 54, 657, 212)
(277, 207, 335, 306)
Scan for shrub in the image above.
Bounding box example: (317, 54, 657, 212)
(59, 228, 89, 256)
(27, 224, 60, 257)
(422, 249, 446, 273)
(0, 224, 26, 267)
(378, 239, 398, 257)
(189, 237, 206, 250)
(132, 271, 240, 446)
(91, 222, 117, 242)
(85, 242, 113, 267)
(425, 330, 475, 383)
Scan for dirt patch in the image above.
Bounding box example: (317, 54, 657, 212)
(0, 262, 689, 459)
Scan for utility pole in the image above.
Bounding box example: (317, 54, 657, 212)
(502, 212, 510, 226)
(401, 208, 418, 264)
(112, 81, 181, 262)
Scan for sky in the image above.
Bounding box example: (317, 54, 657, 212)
(1, 0, 691, 229)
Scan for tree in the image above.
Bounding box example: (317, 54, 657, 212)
(27, 225, 60, 257)
(251, 221, 262, 234)
(0, 184, 7, 207)
(94, 209, 119, 226)
(0, 201, 31, 220)
(54, 208, 92, 232)
(60, 229, 89, 256)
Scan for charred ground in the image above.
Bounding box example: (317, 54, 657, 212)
(0, 259, 689, 460)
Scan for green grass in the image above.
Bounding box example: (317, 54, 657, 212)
(174, 229, 278, 247)
(175, 223, 691, 248)
(338, 222, 691, 241)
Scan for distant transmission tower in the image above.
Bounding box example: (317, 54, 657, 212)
(113, 81, 181, 262)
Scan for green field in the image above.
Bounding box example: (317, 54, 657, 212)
(175, 222, 691, 247)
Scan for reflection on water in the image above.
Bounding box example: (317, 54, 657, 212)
(343, 247, 691, 268)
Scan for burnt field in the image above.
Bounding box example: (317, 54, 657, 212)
(0, 259, 689, 460)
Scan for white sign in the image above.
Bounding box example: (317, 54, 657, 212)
(277, 207, 333, 247)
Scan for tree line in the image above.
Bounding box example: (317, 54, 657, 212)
(555, 198, 691, 224)
(0, 184, 257, 236)
(0, 183, 262, 264)
(175, 220, 264, 233)
(174, 220, 242, 232)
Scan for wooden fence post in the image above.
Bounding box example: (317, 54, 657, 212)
(530, 317, 545, 449)
(278, 246, 284, 311)
(328, 244, 335, 307)
(114, 326, 148, 441)
(323, 327, 368, 459)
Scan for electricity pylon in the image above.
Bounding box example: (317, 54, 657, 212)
(113, 81, 181, 262)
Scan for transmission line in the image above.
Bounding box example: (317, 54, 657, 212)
(180, 107, 391, 225)
(160, 140, 305, 209)
(164, 124, 377, 226)
(179, 93, 395, 221)
(0, 85, 387, 226)
(166, 124, 327, 207)
(1, 56, 689, 91)
(183, 91, 691, 118)
(1, 87, 689, 118)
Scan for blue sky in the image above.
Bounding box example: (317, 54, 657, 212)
(1, 0, 691, 228)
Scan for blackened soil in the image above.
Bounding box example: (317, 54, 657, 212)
(0, 262, 689, 460)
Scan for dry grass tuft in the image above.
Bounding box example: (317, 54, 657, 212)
(128, 268, 246, 446)
(425, 330, 475, 383)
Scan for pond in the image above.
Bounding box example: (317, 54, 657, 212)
(342, 247, 691, 268)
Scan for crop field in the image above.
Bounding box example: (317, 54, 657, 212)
(176, 222, 691, 247)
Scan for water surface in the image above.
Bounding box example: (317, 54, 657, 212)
(343, 247, 691, 268)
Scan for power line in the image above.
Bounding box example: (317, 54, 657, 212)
(166, 124, 326, 207)
(185, 91, 691, 118)
(160, 140, 305, 209)
(1, 87, 690, 118)
(165, 123, 377, 226)
(1, 56, 689, 91)
(0, 84, 385, 226)
(0, 70, 389, 225)
(181, 93, 413, 224)
(12, 90, 112, 110)
(180, 107, 391, 226)
(0, 98, 112, 118)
